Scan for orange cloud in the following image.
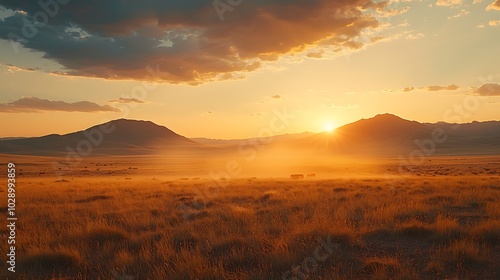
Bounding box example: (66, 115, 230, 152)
(425, 84, 459, 91)
(436, 0, 462, 6)
(489, 20, 500, 26)
(486, 0, 500, 10)
(0, 1, 387, 84)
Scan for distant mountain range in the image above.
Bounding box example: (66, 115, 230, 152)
(1, 114, 499, 156)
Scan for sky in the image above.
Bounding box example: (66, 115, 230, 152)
(0, 0, 499, 139)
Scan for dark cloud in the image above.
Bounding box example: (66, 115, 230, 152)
(271, 95, 282, 99)
(0, 0, 387, 84)
(108, 97, 145, 104)
(0, 97, 120, 113)
(403, 86, 414, 92)
(2, 63, 39, 72)
(425, 84, 459, 91)
(475, 83, 500, 96)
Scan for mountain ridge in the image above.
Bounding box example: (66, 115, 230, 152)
(1, 114, 499, 156)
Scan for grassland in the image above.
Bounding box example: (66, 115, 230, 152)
(1, 156, 499, 280)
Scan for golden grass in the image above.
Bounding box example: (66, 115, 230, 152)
(1, 175, 499, 279)
(362, 256, 419, 280)
(434, 214, 462, 241)
(19, 247, 82, 275)
(429, 239, 487, 272)
(471, 220, 500, 245)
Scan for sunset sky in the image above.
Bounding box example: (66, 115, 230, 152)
(0, 0, 499, 139)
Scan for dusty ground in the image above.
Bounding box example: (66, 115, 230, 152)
(0, 155, 499, 279)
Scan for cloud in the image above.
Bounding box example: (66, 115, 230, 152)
(0, 97, 120, 113)
(406, 32, 425, 40)
(403, 86, 415, 92)
(325, 103, 359, 109)
(379, 6, 410, 16)
(436, 0, 462, 6)
(108, 97, 145, 104)
(475, 83, 500, 95)
(2, 64, 39, 73)
(425, 84, 459, 91)
(489, 20, 500, 26)
(0, 1, 389, 85)
(306, 51, 324, 59)
(447, 9, 470, 19)
(370, 36, 386, 43)
(271, 95, 282, 99)
(486, 0, 500, 10)
(399, 20, 410, 27)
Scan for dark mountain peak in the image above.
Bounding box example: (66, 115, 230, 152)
(373, 113, 401, 119)
(76, 118, 195, 146)
(0, 118, 199, 155)
(338, 113, 421, 134)
(82, 118, 174, 136)
(371, 113, 405, 121)
(308, 113, 434, 153)
(98, 118, 169, 131)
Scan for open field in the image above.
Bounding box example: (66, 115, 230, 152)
(1, 156, 500, 279)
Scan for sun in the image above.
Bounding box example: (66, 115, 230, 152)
(323, 123, 335, 133)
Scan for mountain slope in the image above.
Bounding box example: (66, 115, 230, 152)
(1, 115, 499, 156)
(0, 119, 197, 155)
(290, 114, 500, 156)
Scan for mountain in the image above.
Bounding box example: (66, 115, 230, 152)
(0, 119, 197, 155)
(290, 114, 500, 156)
(1, 115, 499, 156)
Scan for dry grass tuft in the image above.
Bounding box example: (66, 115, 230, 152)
(172, 231, 198, 251)
(432, 239, 487, 269)
(471, 220, 500, 245)
(434, 214, 461, 241)
(363, 256, 400, 269)
(396, 219, 435, 238)
(87, 227, 129, 244)
(362, 256, 400, 278)
(21, 248, 82, 273)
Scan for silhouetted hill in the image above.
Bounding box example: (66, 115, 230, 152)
(0, 119, 197, 155)
(292, 114, 500, 156)
(67, 119, 196, 146)
(1, 115, 499, 156)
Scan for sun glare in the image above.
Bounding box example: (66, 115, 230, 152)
(324, 123, 335, 133)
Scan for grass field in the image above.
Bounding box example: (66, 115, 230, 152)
(1, 155, 499, 279)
